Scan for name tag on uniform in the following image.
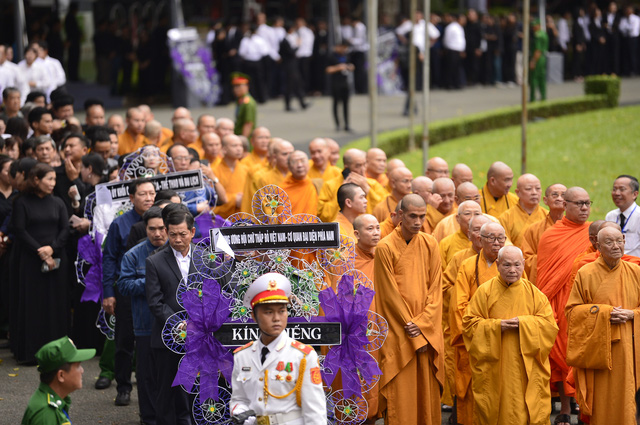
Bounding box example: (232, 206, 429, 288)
(242, 366, 251, 372)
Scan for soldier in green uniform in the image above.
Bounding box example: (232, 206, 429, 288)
(232, 73, 257, 138)
(529, 19, 549, 102)
(22, 336, 95, 425)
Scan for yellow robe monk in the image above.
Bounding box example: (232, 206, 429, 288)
(117, 131, 145, 156)
(426, 205, 456, 233)
(479, 184, 519, 218)
(570, 250, 640, 286)
(374, 227, 444, 425)
(240, 163, 275, 214)
(161, 127, 173, 141)
(379, 217, 396, 239)
(206, 156, 222, 170)
(372, 195, 398, 224)
(280, 175, 318, 216)
(566, 257, 640, 424)
(335, 212, 356, 241)
(521, 212, 555, 284)
(536, 216, 590, 391)
(157, 137, 173, 153)
(366, 171, 389, 189)
(498, 203, 548, 249)
(463, 276, 558, 425)
(188, 138, 205, 158)
(307, 160, 341, 182)
(212, 160, 247, 219)
(439, 230, 471, 267)
(432, 213, 500, 242)
(317, 175, 387, 223)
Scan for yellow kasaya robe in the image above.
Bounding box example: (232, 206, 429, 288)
(521, 212, 555, 284)
(307, 160, 341, 182)
(240, 163, 280, 214)
(498, 203, 548, 249)
(157, 137, 173, 153)
(479, 183, 519, 218)
(317, 174, 387, 223)
(161, 127, 173, 141)
(117, 130, 145, 156)
(212, 160, 247, 219)
(188, 137, 205, 158)
(372, 195, 399, 224)
(280, 175, 318, 216)
(334, 212, 356, 241)
(426, 205, 456, 233)
(463, 276, 558, 425)
(439, 230, 471, 268)
(432, 213, 500, 242)
(366, 171, 389, 189)
(206, 156, 222, 171)
(374, 227, 444, 425)
(379, 216, 397, 239)
(565, 257, 640, 424)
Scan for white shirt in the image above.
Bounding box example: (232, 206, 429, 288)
(296, 26, 314, 58)
(17, 59, 50, 94)
(395, 20, 413, 37)
(42, 55, 66, 95)
(606, 202, 640, 257)
(443, 21, 466, 52)
(257, 23, 281, 61)
(273, 26, 286, 43)
(171, 245, 192, 280)
(620, 14, 640, 37)
(558, 18, 570, 50)
(239, 35, 269, 62)
(578, 16, 591, 41)
(0, 60, 29, 104)
(348, 22, 369, 52)
(412, 20, 440, 53)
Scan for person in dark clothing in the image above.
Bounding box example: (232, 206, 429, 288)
(279, 22, 309, 112)
(589, 8, 608, 75)
(46, 18, 65, 62)
(326, 43, 354, 132)
(311, 20, 329, 94)
(573, 9, 588, 80)
(604, 2, 622, 75)
(481, 14, 501, 85)
(502, 13, 519, 84)
(464, 9, 482, 86)
(64, 3, 81, 81)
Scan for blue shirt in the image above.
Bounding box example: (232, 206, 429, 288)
(102, 208, 141, 299)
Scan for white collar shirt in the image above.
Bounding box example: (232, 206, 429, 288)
(443, 22, 466, 52)
(171, 245, 192, 280)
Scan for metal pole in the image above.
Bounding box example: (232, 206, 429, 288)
(408, 0, 417, 151)
(421, 0, 431, 175)
(368, 0, 378, 147)
(539, 0, 546, 32)
(14, 0, 27, 62)
(521, 0, 530, 175)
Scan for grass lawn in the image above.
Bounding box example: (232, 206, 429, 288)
(392, 105, 639, 219)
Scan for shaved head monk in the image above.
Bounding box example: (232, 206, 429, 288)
(325, 138, 340, 166)
(379, 200, 403, 239)
(605, 174, 640, 257)
(213, 134, 247, 218)
(451, 163, 473, 188)
(522, 183, 567, 283)
(439, 200, 483, 267)
(498, 173, 546, 248)
(317, 148, 387, 223)
(335, 183, 367, 239)
(372, 167, 413, 224)
(308, 138, 340, 182)
(536, 186, 592, 421)
(172, 106, 192, 123)
(281, 150, 318, 216)
(463, 245, 557, 425)
(425, 156, 449, 180)
(215, 118, 235, 140)
(426, 178, 456, 232)
(118, 107, 146, 155)
(479, 161, 518, 218)
(374, 194, 444, 425)
(432, 181, 486, 242)
(412, 176, 439, 208)
(200, 132, 223, 168)
(565, 226, 640, 424)
(365, 148, 388, 186)
(238, 127, 272, 212)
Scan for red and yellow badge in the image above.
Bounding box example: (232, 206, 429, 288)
(243, 96, 250, 104)
(268, 280, 278, 290)
(310, 367, 322, 385)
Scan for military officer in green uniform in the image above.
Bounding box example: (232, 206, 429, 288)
(22, 336, 95, 425)
(529, 19, 549, 102)
(232, 73, 258, 138)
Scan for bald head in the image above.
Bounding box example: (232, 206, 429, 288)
(486, 161, 514, 197)
(389, 167, 414, 198)
(125, 108, 145, 135)
(137, 104, 152, 122)
(456, 181, 480, 204)
(425, 157, 449, 180)
(308, 138, 329, 169)
(325, 138, 340, 166)
(343, 149, 367, 175)
(288, 150, 309, 180)
(452, 163, 473, 187)
(387, 159, 406, 174)
(480, 222, 506, 262)
(353, 214, 381, 251)
(457, 200, 483, 234)
(337, 183, 367, 213)
(400, 193, 427, 210)
(412, 176, 434, 205)
(215, 118, 235, 139)
(543, 183, 567, 212)
(144, 119, 162, 141)
(497, 245, 525, 283)
(468, 214, 491, 251)
(515, 173, 542, 210)
(433, 177, 456, 214)
(366, 148, 387, 177)
(597, 227, 625, 264)
(172, 107, 192, 122)
(272, 140, 294, 173)
(564, 187, 591, 224)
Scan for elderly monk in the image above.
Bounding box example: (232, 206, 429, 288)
(215, 117, 235, 140)
(317, 149, 387, 223)
(372, 167, 413, 224)
(412, 176, 440, 209)
(117, 107, 146, 155)
(565, 227, 640, 425)
(374, 194, 444, 425)
(325, 138, 340, 166)
(159, 118, 197, 153)
(439, 201, 482, 267)
(188, 114, 216, 157)
(212, 135, 247, 218)
(143, 120, 163, 147)
(365, 148, 388, 187)
(451, 163, 473, 188)
(605, 174, 640, 257)
(253, 140, 293, 188)
(426, 178, 456, 232)
(536, 186, 592, 421)
(334, 183, 367, 240)
(451, 222, 508, 424)
(432, 182, 483, 242)
(308, 138, 341, 183)
(281, 151, 318, 216)
(384, 159, 406, 192)
(522, 183, 566, 283)
(498, 173, 547, 248)
(425, 156, 449, 180)
(172, 106, 192, 122)
(140, 104, 173, 142)
(479, 161, 519, 218)
(200, 132, 223, 169)
(240, 126, 270, 170)
(108, 113, 125, 135)
(379, 201, 402, 239)
(463, 246, 557, 425)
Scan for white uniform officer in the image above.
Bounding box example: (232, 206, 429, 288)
(229, 273, 327, 425)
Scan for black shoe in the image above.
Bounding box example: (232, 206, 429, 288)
(95, 376, 111, 390)
(115, 391, 131, 406)
(344, 127, 354, 133)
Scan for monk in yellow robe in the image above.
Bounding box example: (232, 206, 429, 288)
(372, 167, 413, 224)
(159, 118, 198, 154)
(333, 183, 368, 240)
(307, 138, 341, 183)
(463, 246, 558, 425)
(197, 132, 223, 170)
(426, 178, 457, 232)
(439, 201, 482, 267)
(536, 187, 592, 421)
(478, 161, 519, 218)
(238, 126, 270, 211)
(379, 201, 401, 239)
(565, 227, 640, 425)
(432, 182, 481, 241)
(188, 113, 216, 158)
(212, 135, 247, 218)
(365, 148, 389, 188)
(425, 156, 449, 181)
(522, 183, 566, 283)
(451, 222, 508, 425)
(280, 151, 318, 216)
(374, 194, 444, 425)
(317, 149, 387, 222)
(498, 173, 548, 248)
(117, 107, 146, 155)
(451, 163, 473, 189)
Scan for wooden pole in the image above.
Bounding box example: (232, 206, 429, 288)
(368, 0, 378, 147)
(422, 1, 431, 175)
(521, 0, 530, 175)
(408, 0, 417, 151)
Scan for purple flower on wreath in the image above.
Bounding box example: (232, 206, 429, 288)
(172, 281, 234, 400)
(78, 232, 104, 303)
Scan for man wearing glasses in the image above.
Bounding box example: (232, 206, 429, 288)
(605, 175, 640, 257)
(536, 187, 592, 425)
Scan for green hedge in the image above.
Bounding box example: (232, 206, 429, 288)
(348, 94, 612, 158)
(584, 75, 621, 107)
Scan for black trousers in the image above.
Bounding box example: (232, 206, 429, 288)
(115, 286, 134, 394)
(444, 49, 463, 89)
(350, 51, 368, 94)
(136, 335, 157, 425)
(153, 347, 192, 425)
(331, 86, 350, 129)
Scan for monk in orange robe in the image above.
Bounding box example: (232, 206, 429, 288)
(188, 113, 216, 158)
(425, 156, 449, 181)
(333, 183, 367, 240)
(372, 167, 413, 224)
(522, 183, 566, 283)
(379, 202, 401, 239)
(374, 194, 444, 425)
(565, 227, 640, 425)
(439, 201, 482, 267)
(117, 107, 146, 155)
(478, 161, 519, 218)
(212, 134, 247, 218)
(197, 132, 223, 170)
(307, 138, 341, 183)
(238, 126, 271, 211)
(536, 186, 592, 422)
(463, 246, 557, 425)
(451, 163, 473, 189)
(280, 151, 318, 216)
(498, 173, 548, 248)
(426, 178, 457, 232)
(432, 182, 481, 241)
(365, 148, 389, 188)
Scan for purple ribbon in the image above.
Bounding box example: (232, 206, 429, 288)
(78, 232, 104, 303)
(172, 281, 234, 401)
(318, 275, 381, 399)
(193, 212, 228, 244)
(196, 47, 217, 81)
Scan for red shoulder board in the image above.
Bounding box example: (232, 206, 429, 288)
(243, 96, 250, 104)
(291, 341, 313, 355)
(233, 341, 254, 354)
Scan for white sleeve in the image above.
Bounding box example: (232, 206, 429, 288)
(301, 350, 328, 425)
(428, 22, 440, 40)
(229, 358, 252, 418)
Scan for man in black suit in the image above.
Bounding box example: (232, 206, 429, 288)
(146, 203, 195, 425)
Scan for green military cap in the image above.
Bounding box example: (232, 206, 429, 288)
(36, 336, 95, 373)
(231, 72, 251, 85)
(532, 18, 541, 26)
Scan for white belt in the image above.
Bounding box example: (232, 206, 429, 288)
(256, 410, 302, 425)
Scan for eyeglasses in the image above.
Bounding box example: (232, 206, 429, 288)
(566, 200, 593, 207)
(481, 235, 507, 243)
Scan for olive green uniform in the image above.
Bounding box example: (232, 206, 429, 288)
(234, 93, 257, 136)
(22, 383, 72, 425)
(529, 29, 549, 102)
